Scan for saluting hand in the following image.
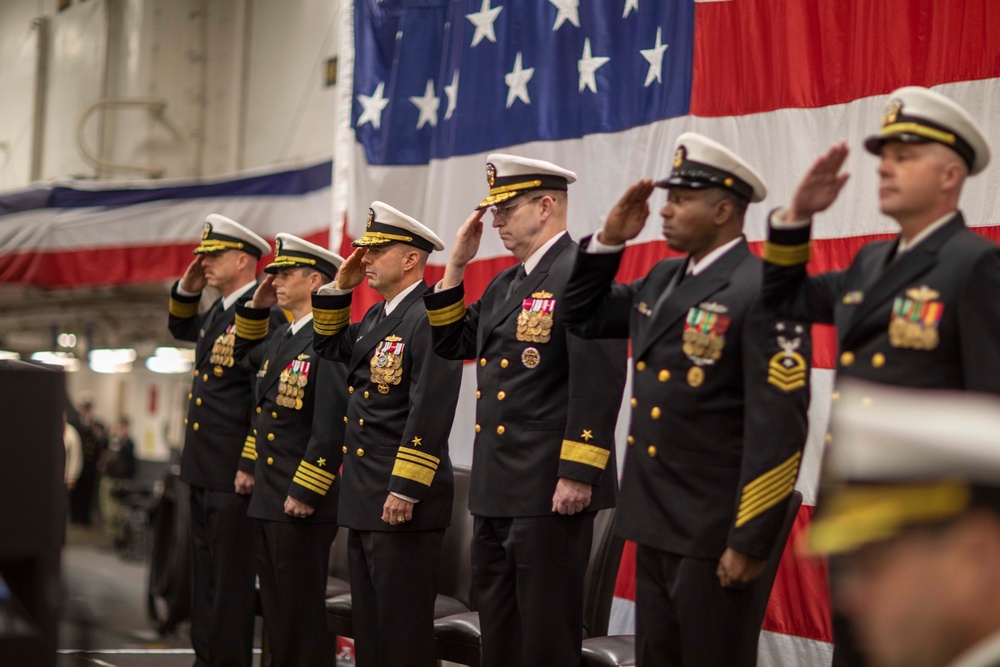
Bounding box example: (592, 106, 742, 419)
(599, 180, 656, 246)
(334, 248, 369, 290)
(787, 142, 851, 222)
(716, 547, 765, 589)
(249, 274, 278, 309)
(179, 255, 207, 293)
(440, 210, 486, 290)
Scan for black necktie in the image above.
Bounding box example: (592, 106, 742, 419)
(506, 265, 527, 300)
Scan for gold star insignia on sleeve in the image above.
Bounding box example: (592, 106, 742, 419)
(581, 430, 594, 442)
(411, 436, 423, 447)
(317, 457, 327, 467)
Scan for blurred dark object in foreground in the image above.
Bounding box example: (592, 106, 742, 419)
(0, 360, 66, 667)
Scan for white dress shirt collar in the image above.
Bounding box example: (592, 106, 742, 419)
(222, 280, 258, 311)
(288, 312, 313, 335)
(896, 211, 957, 255)
(522, 231, 567, 276)
(384, 279, 424, 316)
(687, 236, 743, 276)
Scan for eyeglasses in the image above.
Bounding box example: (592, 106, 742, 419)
(489, 196, 543, 219)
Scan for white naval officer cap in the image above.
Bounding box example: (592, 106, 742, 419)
(864, 86, 991, 175)
(194, 214, 271, 259)
(266, 233, 344, 280)
(807, 379, 1000, 556)
(657, 132, 768, 203)
(352, 201, 445, 253)
(477, 154, 578, 209)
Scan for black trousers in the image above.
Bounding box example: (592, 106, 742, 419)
(634, 544, 760, 667)
(348, 528, 445, 667)
(472, 513, 594, 667)
(69, 460, 97, 524)
(189, 486, 257, 667)
(256, 519, 337, 667)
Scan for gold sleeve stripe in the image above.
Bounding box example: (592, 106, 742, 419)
(426, 300, 467, 327)
(763, 241, 811, 267)
(235, 314, 269, 340)
(313, 306, 351, 326)
(736, 477, 795, 519)
(399, 448, 441, 466)
(294, 466, 333, 490)
(391, 459, 436, 487)
(314, 322, 349, 336)
(560, 440, 611, 470)
(169, 297, 200, 319)
(241, 435, 257, 460)
(741, 452, 802, 495)
(396, 451, 439, 470)
(299, 460, 336, 482)
(741, 467, 800, 508)
(292, 473, 328, 496)
(735, 485, 795, 527)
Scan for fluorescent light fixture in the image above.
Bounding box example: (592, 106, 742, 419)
(0, 350, 20, 360)
(145, 346, 195, 374)
(88, 348, 137, 374)
(30, 351, 80, 371)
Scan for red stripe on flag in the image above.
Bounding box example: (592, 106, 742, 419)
(762, 506, 833, 642)
(613, 540, 638, 603)
(0, 229, 330, 288)
(692, 0, 1000, 117)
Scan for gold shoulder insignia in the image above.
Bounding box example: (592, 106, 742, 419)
(531, 291, 554, 299)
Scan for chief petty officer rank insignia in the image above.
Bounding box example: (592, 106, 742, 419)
(517, 292, 555, 344)
(278, 354, 310, 410)
(370, 335, 405, 394)
(210, 324, 236, 376)
(768, 323, 808, 392)
(889, 285, 944, 350)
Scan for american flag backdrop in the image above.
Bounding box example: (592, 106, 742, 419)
(334, 1, 1000, 664)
